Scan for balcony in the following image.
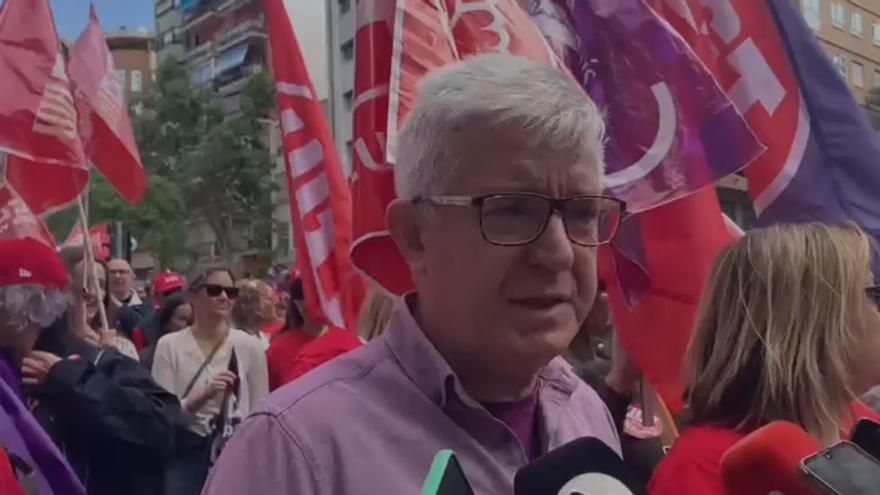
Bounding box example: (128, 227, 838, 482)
(183, 40, 213, 62)
(215, 63, 264, 96)
(214, 17, 266, 52)
(183, 0, 252, 31)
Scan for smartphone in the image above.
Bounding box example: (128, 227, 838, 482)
(800, 441, 880, 494)
(421, 450, 475, 495)
(850, 418, 880, 461)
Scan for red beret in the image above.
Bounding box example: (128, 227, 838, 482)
(0, 187, 67, 289)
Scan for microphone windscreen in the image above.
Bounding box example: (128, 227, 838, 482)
(514, 437, 646, 495)
(720, 421, 820, 495)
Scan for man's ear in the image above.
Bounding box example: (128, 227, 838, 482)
(386, 199, 428, 277)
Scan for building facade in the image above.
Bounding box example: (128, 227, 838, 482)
(799, 0, 880, 104)
(155, 0, 185, 63)
(180, 0, 269, 113)
(326, 0, 355, 173)
(105, 31, 157, 109)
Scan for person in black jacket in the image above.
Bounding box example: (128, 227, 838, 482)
(22, 256, 183, 495)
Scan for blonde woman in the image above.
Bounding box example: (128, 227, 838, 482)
(231, 279, 278, 349)
(152, 268, 268, 495)
(650, 223, 880, 495)
(356, 284, 394, 342)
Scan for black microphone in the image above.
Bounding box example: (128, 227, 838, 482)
(513, 437, 646, 495)
(850, 418, 880, 461)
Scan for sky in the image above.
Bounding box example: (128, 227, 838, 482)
(0, 0, 156, 41)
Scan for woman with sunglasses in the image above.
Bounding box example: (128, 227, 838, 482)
(151, 267, 268, 495)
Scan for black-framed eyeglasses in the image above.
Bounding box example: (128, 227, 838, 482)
(203, 284, 240, 299)
(865, 286, 880, 308)
(413, 193, 626, 247)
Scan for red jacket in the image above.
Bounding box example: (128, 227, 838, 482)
(288, 327, 362, 383)
(649, 402, 880, 495)
(266, 330, 315, 391)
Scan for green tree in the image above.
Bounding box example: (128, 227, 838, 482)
(134, 59, 278, 259)
(45, 174, 188, 270)
(48, 57, 279, 269)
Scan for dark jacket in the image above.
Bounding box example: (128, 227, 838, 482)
(31, 320, 182, 495)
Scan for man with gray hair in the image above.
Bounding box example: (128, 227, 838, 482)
(203, 53, 625, 494)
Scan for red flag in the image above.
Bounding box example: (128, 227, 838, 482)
(601, 193, 735, 411)
(0, 185, 68, 289)
(350, 0, 406, 293)
(69, 5, 147, 204)
(0, 0, 88, 214)
(263, 0, 363, 329)
(352, 0, 559, 294)
(62, 221, 111, 261)
(647, 0, 803, 216)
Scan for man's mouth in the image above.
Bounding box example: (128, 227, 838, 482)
(509, 297, 570, 310)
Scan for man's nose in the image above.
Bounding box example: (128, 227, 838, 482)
(527, 213, 576, 270)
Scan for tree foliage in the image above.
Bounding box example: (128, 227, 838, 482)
(45, 174, 188, 270)
(48, 57, 280, 269)
(135, 58, 279, 259)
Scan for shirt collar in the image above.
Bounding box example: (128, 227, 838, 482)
(123, 289, 142, 306)
(383, 294, 581, 409)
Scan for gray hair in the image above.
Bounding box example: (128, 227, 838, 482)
(394, 53, 605, 200)
(0, 285, 71, 330)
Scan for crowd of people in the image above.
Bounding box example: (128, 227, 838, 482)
(2, 52, 880, 494)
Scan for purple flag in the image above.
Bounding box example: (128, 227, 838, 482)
(531, 0, 763, 213)
(757, 0, 880, 245)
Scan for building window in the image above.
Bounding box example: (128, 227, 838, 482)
(163, 30, 174, 45)
(116, 69, 126, 87)
(833, 54, 847, 80)
(131, 70, 143, 93)
(852, 11, 864, 38)
(852, 61, 865, 88)
(339, 0, 351, 14)
(343, 89, 353, 111)
(874, 23, 880, 46)
(831, 2, 846, 29)
(802, 0, 820, 30)
(874, 69, 880, 88)
(341, 39, 354, 61)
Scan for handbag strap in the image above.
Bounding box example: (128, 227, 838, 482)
(182, 337, 225, 400)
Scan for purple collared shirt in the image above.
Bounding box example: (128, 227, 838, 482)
(202, 299, 621, 495)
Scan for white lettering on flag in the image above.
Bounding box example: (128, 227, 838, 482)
(281, 109, 305, 134)
(289, 139, 323, 176)
(698, 0, 740, 44)
(295, 169, 330, 221)
(276, 82, 313, 100)
(726, 38, 785, 116)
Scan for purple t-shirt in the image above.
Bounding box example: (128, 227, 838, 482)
(482, 393, 541, 461)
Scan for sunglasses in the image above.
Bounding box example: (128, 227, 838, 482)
(203, 284, 240, 299)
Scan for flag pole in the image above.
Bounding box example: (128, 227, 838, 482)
(76, 192, 110, 332)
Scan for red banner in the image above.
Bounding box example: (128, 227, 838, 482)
(263, 0, 363, 329)
(0, 185, 66, 288)
(352, 0, 559, 294)
(62, 221, 110, 261)
(69, 5, 147, 204)
(0, 0, 88, 214)
(647, 0, 803, 215)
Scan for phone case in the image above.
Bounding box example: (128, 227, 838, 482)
(800, 441, 880, 495)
